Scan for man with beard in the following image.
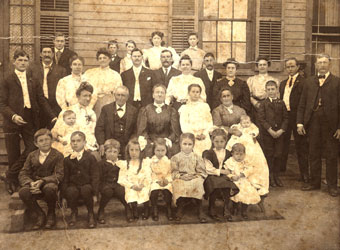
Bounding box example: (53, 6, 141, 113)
(30, 46, 67, 128)
(194, 53, 222, 109)
(152, 49, 181, 88)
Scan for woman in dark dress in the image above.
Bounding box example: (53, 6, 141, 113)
(137, 84, 181, 157)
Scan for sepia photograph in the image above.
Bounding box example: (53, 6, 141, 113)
(0, 0, 339, 249)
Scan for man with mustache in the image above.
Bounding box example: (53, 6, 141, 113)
(194, 53, 222, 110)
(152, 49, 181, 88)
(30, 46, 67, 128)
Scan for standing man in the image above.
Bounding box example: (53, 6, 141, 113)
(0, 50, 57, 194)
(53, 32, 76, 75)
(95, 86, 138, 159)
(108, 40, 121, 73)
(30, 46, 67, 128)
(121, 48, 154, 110)
(279, 58, 309, 182)
(152, 49, 181, 88)
(194, 53, 222, 109)
(297, 54, 340, 197)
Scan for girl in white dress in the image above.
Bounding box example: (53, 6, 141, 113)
(120, 40, 136, 73)
(179, 84, 213, 156)
(143, 31, 180, 70)
(171, 133, 207, 223)
(226, 115, 269, 196)
(117, 138, 151, 220)
(149, 138, 173, 221)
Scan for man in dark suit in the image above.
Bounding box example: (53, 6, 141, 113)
(152, 49, 181, 88)
(0, 50, 57, 193)
(194, 53, 223, 110)
(53, 32, 76, 75)
(95, 86, 138, 159)
(30, 46, 67, 128)
(108, 40, 121, 73)
(279, 58, 309, 181)
(297, 54, 340, 197)
(121, 48, 154, 110)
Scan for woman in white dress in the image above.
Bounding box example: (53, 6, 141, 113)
(143, 31, 180, 70)
(84, 48, 122, 118)
(56, 55, 87, 110)
(120, 40, 136, 73)
(179, 84, 213, 156)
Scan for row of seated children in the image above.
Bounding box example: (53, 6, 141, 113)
(17, 126, 269, 230)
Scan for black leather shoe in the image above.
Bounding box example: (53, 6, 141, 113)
(69, 209, 78, 226)
(301, 184, 320, 191)
(328, 187, 339, 197)
(97, 209, 105, 224)
(166, 206, 173, 221)
(33, 213, 46, 230)
(88, 212, 96, 228)
(45, 211, 56, 229)
(274, 176, 283, 187)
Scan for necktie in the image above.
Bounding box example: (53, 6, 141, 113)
(287, 77, 292, 88)
(164, 68, 168, 76)
(117, 108, 123, 111)
(56, 50, 62, 64)
(318, 75, 325, 79)
(43, 65, 50, 98)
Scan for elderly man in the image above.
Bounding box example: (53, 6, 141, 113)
(95, 86, 138, 159)
(297, 54, 340, 197)
(152, 49, 181, 88)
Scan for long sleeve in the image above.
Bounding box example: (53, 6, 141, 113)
(169, 107, 181, 142)
(18, 153, 34, 186)
(136, 107, 149, 139)
(117, 161, 133, 188)
(91, 156, 100, 196)
(280, 103, 289, 131)
(94, 107, 106, 145)
(296, 83, 307, 125)
(0, 78, 16, 120)
(241, 82, 252, 113)
(195, 155, 207, 179)
(170, 156, 180, 180)
(258, 101, 271, 130)
(212, 107, 223, 127)
(203, 159, 221, 176)
(61, 158, 70, 195)
(179, 105, 191, 133)
(56, 77, 67, 110)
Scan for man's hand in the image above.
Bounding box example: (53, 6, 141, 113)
(297, 125, 306, 136)
(276, 129, 285, 138)
(268, 128, 277, 138)
(334, 129, 340, 140)
(99, 145, 105, 157)
(13, 115, 27, 126)
(62, 198, 68, 208)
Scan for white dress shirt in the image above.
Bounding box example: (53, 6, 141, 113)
(15, 69, 31, 108)
(116, 103, 126, 118)
(318, 71, 330, 87)
(42, 62, 52, 99)
(133, 65, 142, 101)
(206, 68, 214, 81)
(39, 150, 51, 164)
(283, 72, 299, 111)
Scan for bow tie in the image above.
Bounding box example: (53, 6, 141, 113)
(44, 65, 51, 69)
(117, 107, 123, 111)
(318, 75, 325, 79)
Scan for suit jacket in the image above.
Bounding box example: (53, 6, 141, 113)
(121, 66, 155, 107)
(297, 73, 340, 132)
(18, 148, 64, 187)
(279, 74, 305, 116)
(212, 77, 251, 113)
(53, 48, 77, 75)
(152, 66, 181, 88)
(95, 102, 138, 146)
(29, 62, 67, 116)
(96, 160, 121, 192)
(0, 71, 56, 132)
(109, 55, 121, 73)
(258, 98, 289, 134)
(194, 69, 222, 109)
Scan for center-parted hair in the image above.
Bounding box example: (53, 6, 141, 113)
(96, 47, 111, 60)
(125, 138, 143, 173)
(180, 133, 195, 146)
(265, 80, 277, 89)
(211, 128, 228, 143)
(104, 138, 121, 152)
(188, 83, 202, 93)
(152, 138, 168, 155)
(179, 55, 192, 66)
(150, 31, 165, 46)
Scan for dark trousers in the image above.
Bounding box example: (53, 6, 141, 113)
(99, 183, 128, 210)
(64, 184, 94, 212)
(308, 109, 338, 188)
(5, 108, 36, 184)
(150, 189, 172, 207)
(19, 183, 58, 212)
(262, 133, 284, 174)
(281, 111, 309, 175)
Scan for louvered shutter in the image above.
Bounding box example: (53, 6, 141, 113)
(39, 0, 72, 50)
(256, 0, 283, 71)
(170, 0, 197, 54)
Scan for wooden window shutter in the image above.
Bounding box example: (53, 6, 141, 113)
(256, 0, 283, 71)
(169, 0, 198, 54)
(38, 0, 73, 51)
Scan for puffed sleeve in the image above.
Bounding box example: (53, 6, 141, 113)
(212, 107, 223, 126)
(56, 77, 68, 110)
(170, 155, 180, 180)
(197, 77, 207, 102)
(179, 105, 191, 133)
(195, 154, 207, 179)
(169, 107, 181, 142)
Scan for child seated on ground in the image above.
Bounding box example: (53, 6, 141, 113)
(52, 110, 79, 157)
(18, 129, 64, 230)
(62, 131, 99, 229)
(171, 133, 208, 223)
(226, 115, 269, 197)
(225, 143, 261, 220)
(117, 138, 152, 221)
(149, 138, 173, 221)
(96, 139, 133, 224)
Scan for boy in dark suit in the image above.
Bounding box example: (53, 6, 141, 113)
(0, 49, 57, 194)
(53, 32, 77, 75)
(96, 139, 133, 224)
(258, 81, 288, 187)
(62, 131, 99, 228)
(108, 40, 121, 73)
(18, 129, 64, 230)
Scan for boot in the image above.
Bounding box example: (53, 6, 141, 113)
(223, 200, 232, 222)
(241, 204, 248, 220)
(152, 206, 159, 221)
(196, 199, 207, 223)
(131, 202, 139, 220)
(208, 195, 218, 220)
(125, 205, 134, 223)
(97, 207, 105, 224)
(45, 207, 56, 229)
(142, 202, 149, 220)
(26, 200, 45, 230)
(175, 198, 185, 221)
(69, 208, 78, 226)
(258, 196, 266, 216)
(274, 173, 283, 187)
(230, 201, 238, 216)
(269, 173, 277, 187)
(88, 212, 96, 228)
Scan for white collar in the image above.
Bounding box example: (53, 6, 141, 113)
(40, 150, 51, 157)
(55, 47, 64, 53)
(116, 103, 126, 110)
(42, 62, 53, 68)
(190, 46, 198, 49)
(15, 69, 26, 76)
(318, 71, 330, 78)
(106, 159, 116, 165)
(154, 102, 164, 108)
(289, 72, 299, 80)
(133, 65, 142, 71)
(269, 97, 278, 102)
(206, 68, 214, 73)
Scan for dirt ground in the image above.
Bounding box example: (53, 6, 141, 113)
(0, 153, 339, 250)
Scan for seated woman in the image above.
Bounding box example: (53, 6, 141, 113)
(143, 31, 180, 70)
(166, 55, 206, 110)
(203, 129, 239, 221)
(120, 40, 136, 73)
(84, 48, 122, 118)
(179, 84, 213, 156)
(137, 84, 181, 158)
(56, 55, 87, 110)
(212, 88, 246, 136)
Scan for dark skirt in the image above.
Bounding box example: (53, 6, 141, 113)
(204, 175, 239, 198)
